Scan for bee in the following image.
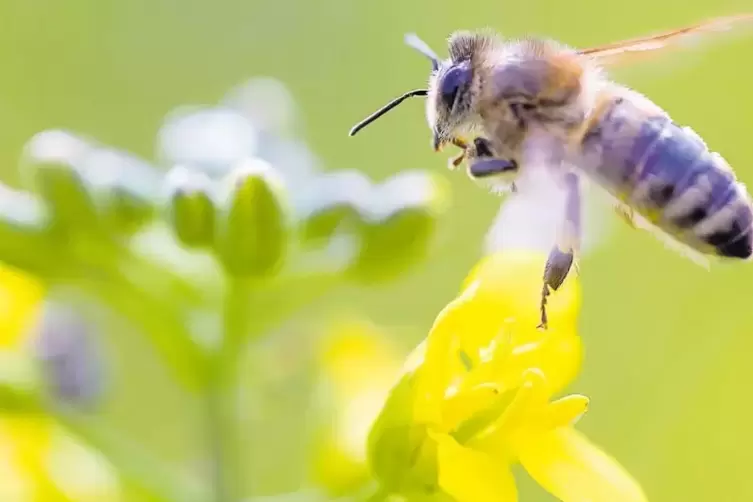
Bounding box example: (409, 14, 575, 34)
(349, 14, 753, 329)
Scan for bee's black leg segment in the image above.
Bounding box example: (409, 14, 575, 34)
(538, 172, 582, 330)
(538, 247, 575, 330)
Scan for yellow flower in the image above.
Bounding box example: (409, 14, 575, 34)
(0, 264, 120, 502)
(308, 319, 404, 496)
(368, 251, 647, 502)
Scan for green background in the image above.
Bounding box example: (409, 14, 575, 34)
(1, 0, 752, 500)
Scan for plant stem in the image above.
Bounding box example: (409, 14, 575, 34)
(206, 379, 236, 502)
(207, 276, 252, 502)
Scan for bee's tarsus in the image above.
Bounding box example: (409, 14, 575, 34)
(449, 152, 465, 169)
(539, 236, 577, 330)
(538, 284, 551, 331)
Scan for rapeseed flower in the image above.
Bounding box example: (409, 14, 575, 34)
(0, 264, 119, 502)
(368, 251, 647, 502)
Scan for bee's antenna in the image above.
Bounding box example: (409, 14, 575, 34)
(348, 89, 428, 137)
(404, 33, 440, 71)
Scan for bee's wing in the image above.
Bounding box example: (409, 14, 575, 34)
(579, 14, 753, 68)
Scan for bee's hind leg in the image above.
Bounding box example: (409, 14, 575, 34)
(539, 248, 575, 330)
(538, 172, 581, 330)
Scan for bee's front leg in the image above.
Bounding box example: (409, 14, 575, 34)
(448, 138, 469, 169)
(539, 171, 581, 330)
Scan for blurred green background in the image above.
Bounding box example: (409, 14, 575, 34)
(1, 0, 753, 500)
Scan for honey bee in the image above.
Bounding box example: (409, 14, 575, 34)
(349, 14, 753, 329)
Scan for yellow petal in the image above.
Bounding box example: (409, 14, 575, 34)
(486, 368, 549, 435)
(467, 369, 551, 458)
(0, 415, 66, 500)
(318, 320, 402, 389)
(0, 265, 44, 349)
(460, 251, 581, 337)
(474, 326, 582, 398)
(540, 395, 589, 429)
(442, 383, 504, 433)
(447, 251, 582, 395)
(430, 431, 518, 502)
(518, 427, 648, 502)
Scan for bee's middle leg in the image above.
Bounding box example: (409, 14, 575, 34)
(539, 172, 581, 330)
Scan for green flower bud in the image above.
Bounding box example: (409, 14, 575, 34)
(163, 165, 217, 248)
(78, 147, 161, 234)
(23, 131, 160, 239)
(0, 184, 58, 274)
(214, 159, 290, 277)
(296, 171, 370, 245)
(22, 130, 101, 234)
(348, 171, 449, 283)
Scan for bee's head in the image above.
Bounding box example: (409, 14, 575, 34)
(348, 32, 497, 153)
(425, 58, 475, 151)
(347, 33, 477, 149)
(401, 33, 476, 151)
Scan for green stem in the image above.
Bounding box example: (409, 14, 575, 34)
(207, 277, 252, 502)
(205, 381, 235, 502)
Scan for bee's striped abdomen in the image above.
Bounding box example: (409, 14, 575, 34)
(579, 95, 753, 259)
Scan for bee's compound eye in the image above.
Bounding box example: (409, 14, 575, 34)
(440, 64, 471, 110)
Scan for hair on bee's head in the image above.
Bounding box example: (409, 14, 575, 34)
(348, 34, 440, 137)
